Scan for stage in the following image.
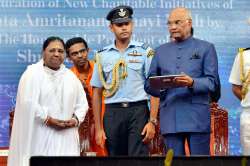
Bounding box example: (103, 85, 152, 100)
(29, 156, 250, 166)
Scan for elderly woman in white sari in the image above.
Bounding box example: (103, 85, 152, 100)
(8, 36, 89, 166)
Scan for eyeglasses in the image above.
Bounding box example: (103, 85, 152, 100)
(167, 19, 190, 27)
(70, 48, 87, 57)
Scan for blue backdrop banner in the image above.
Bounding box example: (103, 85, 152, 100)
(0, 0, 250, 155)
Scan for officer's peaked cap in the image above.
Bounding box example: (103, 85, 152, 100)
(106, 5, 133, 23)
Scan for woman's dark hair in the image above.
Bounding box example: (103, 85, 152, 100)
(65, 37, 88, 55)
(42, 36, 65, 51)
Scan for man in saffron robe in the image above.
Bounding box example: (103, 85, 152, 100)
(66, 37, 107, 156)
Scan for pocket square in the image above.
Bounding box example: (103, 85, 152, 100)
(190, 53, 201, 59)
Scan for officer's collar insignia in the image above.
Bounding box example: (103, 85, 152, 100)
(128, 50, 142, 56)
(190, 52, 200, 59)
(141, 43, 149, 50)
(97, 48, 106, 53)
(147, 49, 155, 57)
(118, 9, 126, 17)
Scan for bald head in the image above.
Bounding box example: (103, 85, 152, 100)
(167, 7, 193, 42)
(169, 8, 192, 21)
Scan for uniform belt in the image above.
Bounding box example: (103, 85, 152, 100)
(106, 100, 147, 108)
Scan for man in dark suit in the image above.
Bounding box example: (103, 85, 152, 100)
(145, 7, 219, 156)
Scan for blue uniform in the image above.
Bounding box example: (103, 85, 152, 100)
(91, 40, 152, 103)
(91, 40, 154, 156)
(145, 36, 219, 155)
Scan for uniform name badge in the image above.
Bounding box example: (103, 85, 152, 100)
(129, 59, 141, 63)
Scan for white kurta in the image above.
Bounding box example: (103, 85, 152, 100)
(8, 60, 88, 166)
(229, 49, 250, 155)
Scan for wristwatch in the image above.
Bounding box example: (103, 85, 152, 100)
(149, 118, 158, 126)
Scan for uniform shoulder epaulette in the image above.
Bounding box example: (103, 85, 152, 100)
(244, 47, 250, 51)
(93, 51, 103, 63)
(238, 47, 250, 54)
(97, 48, 106, 53)
(141, 43, 149, 50)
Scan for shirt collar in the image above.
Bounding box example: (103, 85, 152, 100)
(105, 40, 140, 51)
(176, 36, 193, 45)
(174, 36, 193, 47)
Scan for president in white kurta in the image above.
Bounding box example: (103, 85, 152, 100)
(8, 37, 88, 166)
